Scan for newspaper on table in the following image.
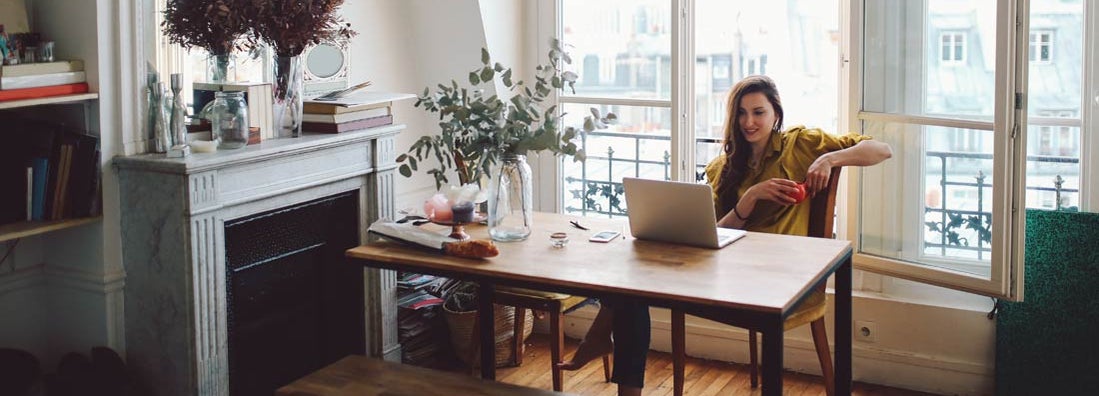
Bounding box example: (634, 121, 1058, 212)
(367, 218, 457, 251)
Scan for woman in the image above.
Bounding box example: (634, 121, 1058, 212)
(559, 75, 892, 393)
(707, 74, 892, 233)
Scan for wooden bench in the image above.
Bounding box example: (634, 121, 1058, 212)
(276, 355, 568, 396)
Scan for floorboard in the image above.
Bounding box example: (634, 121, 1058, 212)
(439, 333, 938, 395)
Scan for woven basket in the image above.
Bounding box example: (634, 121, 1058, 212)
(443, 303, 534, 368)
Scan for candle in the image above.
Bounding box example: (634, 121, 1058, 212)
(426, 193, 452, 221)
(451, 201, 474, 223)
(190, 140, 217, 153)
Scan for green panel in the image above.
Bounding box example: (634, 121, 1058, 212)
(996, 209, 1099, 395)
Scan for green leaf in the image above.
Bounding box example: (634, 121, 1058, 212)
(409, 157, 418, 171)
(494, 62, 504, 72)
(480, 67, 494, 82)
(481, 48, 490, 64)
(469, 71, 480, 85)
(398, 164, 412, 177)
(551, 75, 562, 89)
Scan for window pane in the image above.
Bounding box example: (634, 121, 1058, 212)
(1026, 0, 1082, 211)
(561, 0, 671, 100)
(560, 103, 671, 218)
(863, 0, 996, 120)
(695, 0, 840, 140)
(859, 120, 993, 277)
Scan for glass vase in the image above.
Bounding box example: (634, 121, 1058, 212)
(210, 91, 249, 149)
(488, 154, 533, 241)
(272, 55, 304, 138)
(207, 53, 235, 83)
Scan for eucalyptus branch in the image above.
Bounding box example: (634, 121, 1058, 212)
(398, 39, 611, 191)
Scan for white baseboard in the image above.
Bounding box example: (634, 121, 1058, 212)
(557, 301, 993, 396)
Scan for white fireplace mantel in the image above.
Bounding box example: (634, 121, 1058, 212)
(115, 126, 404, 395)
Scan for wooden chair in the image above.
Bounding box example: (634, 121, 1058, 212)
(670, 167, 843, 396)
(492, 288, 611, 392)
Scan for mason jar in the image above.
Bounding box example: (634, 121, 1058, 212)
(210, 91, 249, 149)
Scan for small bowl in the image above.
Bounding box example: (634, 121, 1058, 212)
(550, 232, 569, 248)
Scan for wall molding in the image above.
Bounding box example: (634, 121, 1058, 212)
(0, 264, 47, 296)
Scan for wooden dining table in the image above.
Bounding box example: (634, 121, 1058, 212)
(346, 211, 853, 396)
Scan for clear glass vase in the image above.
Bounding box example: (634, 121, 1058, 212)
(488, 154, 533, 241)
(272, 55, 304, 138)
(210, 91, 249, 149)
(207, 53, 235, 83)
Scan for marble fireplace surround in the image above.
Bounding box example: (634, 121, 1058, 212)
(115, 126, 404, 396)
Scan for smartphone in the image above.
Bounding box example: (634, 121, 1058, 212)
(588, 230, 621, 243)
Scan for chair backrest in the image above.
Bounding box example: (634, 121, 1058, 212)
(806, 167, 843, 239)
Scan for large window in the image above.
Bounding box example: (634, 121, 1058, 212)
(556, 0, 839, 218)
(548, 0, 1092, 299)
(852, 0, 1086, 298)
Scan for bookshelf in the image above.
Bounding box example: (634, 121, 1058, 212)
(0, 93, 99, 110)
(0, 217, 100, 243)
(0, 93, 101, 241)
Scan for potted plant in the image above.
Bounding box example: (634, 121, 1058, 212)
(161, 0, 252, 82)
(246, 0, 356, 137)
(397, 39, 614, 240)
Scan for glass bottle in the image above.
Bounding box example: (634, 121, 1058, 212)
(488, 154, 533, 241)
(210, 91, 249, 149)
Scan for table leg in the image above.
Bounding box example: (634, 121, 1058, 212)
(478, 282, 496, 380)
(761, 318, 784, 396)
(835, 256, 853, 395)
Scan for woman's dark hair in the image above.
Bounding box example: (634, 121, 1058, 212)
(715, 75, 784, 215)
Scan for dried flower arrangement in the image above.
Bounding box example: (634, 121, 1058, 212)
(161, 0, 251, 56)
(246, 0, 357, 57)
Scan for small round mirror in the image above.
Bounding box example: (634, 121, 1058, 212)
(306, 44, 345, 78)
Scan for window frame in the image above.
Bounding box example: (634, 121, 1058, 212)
(539, 0, 1095, 301)
(844, 0, 1028, 300)
(939, 31, 967, 65)
(1029, 30, 1053, 63)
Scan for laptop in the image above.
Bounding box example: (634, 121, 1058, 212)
(622, 177, 747, 249)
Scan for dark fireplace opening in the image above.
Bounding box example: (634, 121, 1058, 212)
(225, 191, 364, 396)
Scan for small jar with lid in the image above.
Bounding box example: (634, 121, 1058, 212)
(210, 91, 249, 149)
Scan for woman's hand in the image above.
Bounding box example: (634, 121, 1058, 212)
(746, 178, 800, 206)
(805, 153, 835, 196)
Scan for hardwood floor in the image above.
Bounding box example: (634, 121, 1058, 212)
(453, 333, 938, 396)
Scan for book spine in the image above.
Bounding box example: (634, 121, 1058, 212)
(0, 61, 84, 78)
(0, 83, 89, 101)
(1, 71, 86, 90)
(31, 158, 49, 221)
(301, 106, 390, 123)
(302, 114, 394, 133)
(26, 167, 33, 221)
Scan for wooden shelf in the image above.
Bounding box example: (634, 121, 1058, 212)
(0, 93, 99, 110)
(0, 217, 101, 243)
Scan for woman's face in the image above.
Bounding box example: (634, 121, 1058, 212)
(736, 92, 777, 149)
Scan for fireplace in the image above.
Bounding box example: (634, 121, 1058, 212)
(224, 192, 362, 395)
(116, 127, 405, 396)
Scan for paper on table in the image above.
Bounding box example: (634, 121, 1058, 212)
(368, 218, 457, 251)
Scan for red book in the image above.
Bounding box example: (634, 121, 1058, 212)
(0, 83, 90, 101)
(302, 114, 394, 134)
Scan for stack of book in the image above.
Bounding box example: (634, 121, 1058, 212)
(301, 92, 415, 134)
(396, 272, 457, 367)
(0, 60, 89, 101)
